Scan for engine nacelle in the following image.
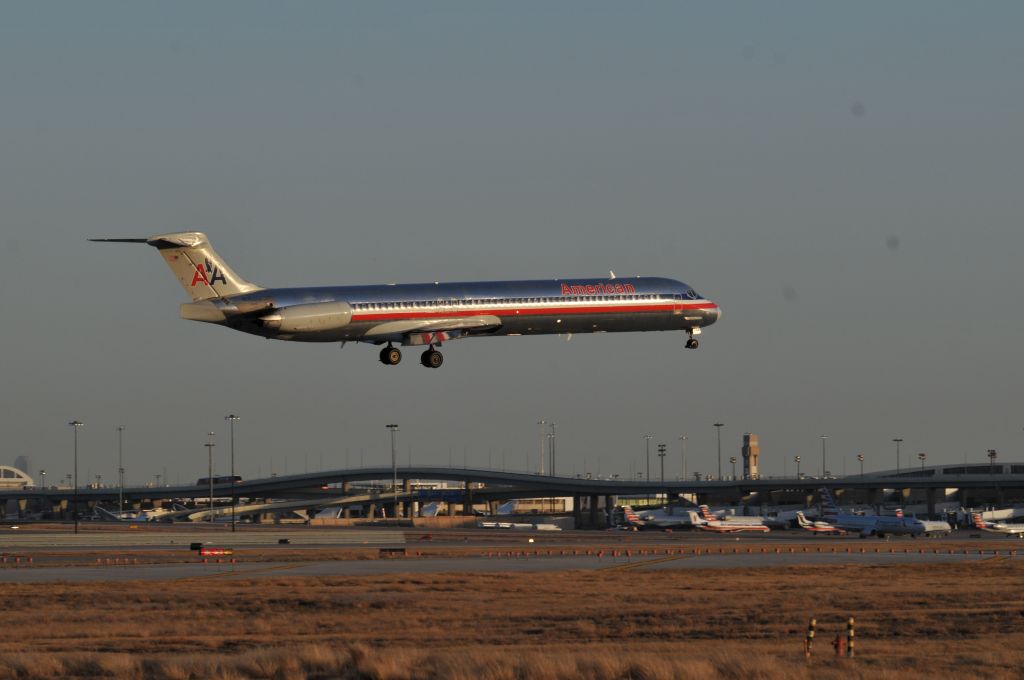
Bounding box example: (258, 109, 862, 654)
(259, 301, 353, 333)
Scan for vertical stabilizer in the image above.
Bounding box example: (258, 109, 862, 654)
(145, 232, 261, 301)
(819, 488, 839, 521)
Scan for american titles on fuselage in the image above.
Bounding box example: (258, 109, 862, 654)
(561, 282, 635, 296)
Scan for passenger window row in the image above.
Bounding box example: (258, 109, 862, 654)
(351, 294, 667, 311)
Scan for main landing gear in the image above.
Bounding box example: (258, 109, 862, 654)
(685, 328, 700, 349)
(379, 343, 444, 368)
(421, 346, 444, 368)
(379, 344, 402, 365)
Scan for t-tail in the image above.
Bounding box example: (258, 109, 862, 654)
(795, 511, 811, 527)
(971, 512, 986, 529)
(90, 232, 262, 301)
(698, 504, 716, 522)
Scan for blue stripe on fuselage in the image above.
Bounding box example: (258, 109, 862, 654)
(227, 277, 696, 307)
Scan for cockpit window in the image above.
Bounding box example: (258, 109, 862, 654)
(686, 289, 699, 300)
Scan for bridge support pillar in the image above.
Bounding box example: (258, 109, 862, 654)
(463, 482, 474, 516)
(926, 487, 937, 519)
(367, 502, 377, 520)
(404, 480, 414, 518)
(341, 481, 352, 519)
(447, 500, 455, 516)
(489, 500, 499, 516)
(870, 488, 885, 514)
(589, 495, 599, 528)
(573, 496, 583, 529)
(16, 498, 27, 518)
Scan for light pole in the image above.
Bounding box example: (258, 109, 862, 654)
(857, 453, 864, 478)
(794, 455, 801, 479)
(536, 420, 547, 475)
(679, 435, 688, 481)
(69, 420, 83, 534)
(116, 425, 125, 517)
(204, 432, 215, 523)
(714, 423, 724, 480)
(548, 422, 556, 477)
(820, 435, 828, 478)
(642, 435, 653, 481)
(225, 414, 240, 532)
(387, 424, 399, 521)
(918, 452, 926, 471)
(893, 438, 903, 473)
(40, 469, 46, 489)
(657, 444, 667, 483)
(988, 449, 997, 475)
(729, 456, 737, 480)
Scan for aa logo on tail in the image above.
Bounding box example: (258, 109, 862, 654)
(190, 258, 227, 287)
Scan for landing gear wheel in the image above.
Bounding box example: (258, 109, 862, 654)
(685, 338, 699, 349)
(379, 345, 402, 365)
(421, 348, 444, 368)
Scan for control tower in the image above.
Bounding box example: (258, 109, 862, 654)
(742, 433, 760, 480)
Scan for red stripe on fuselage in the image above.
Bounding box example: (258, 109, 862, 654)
(350, 302, 717, 322)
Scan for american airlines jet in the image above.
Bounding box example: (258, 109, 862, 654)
(91, 232, 721, 367)
(819, 488, 951, 538)
(971, 513, 1024, 537)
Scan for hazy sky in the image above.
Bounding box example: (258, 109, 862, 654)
(2, 3, 1023, 486)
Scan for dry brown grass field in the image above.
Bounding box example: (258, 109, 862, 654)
(1, 557, 1022, 679)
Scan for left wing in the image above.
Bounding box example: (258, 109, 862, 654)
(363, 315, 502, 343)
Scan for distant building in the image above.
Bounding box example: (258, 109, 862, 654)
(742, 433, 760, 479)
(0, 466, 32, 489)
(13, 455, 29, 478)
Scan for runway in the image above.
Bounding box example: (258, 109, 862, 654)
(0, 539, 1015, 583)
(0, 527, 405, 549)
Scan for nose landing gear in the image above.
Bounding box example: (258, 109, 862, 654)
(685, 328, 701, 349)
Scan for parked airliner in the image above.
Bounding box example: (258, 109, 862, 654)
(91, 232, 721, 367)
(820, 488, 951, 538)
(971, 513, 1024, 537)
(688, 506, 770, 533)
(795, 511, 845, 535)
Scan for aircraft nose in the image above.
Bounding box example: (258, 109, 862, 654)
(707, 304, 721, 325)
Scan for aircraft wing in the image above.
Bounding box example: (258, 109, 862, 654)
(363, 315, 502, 341)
